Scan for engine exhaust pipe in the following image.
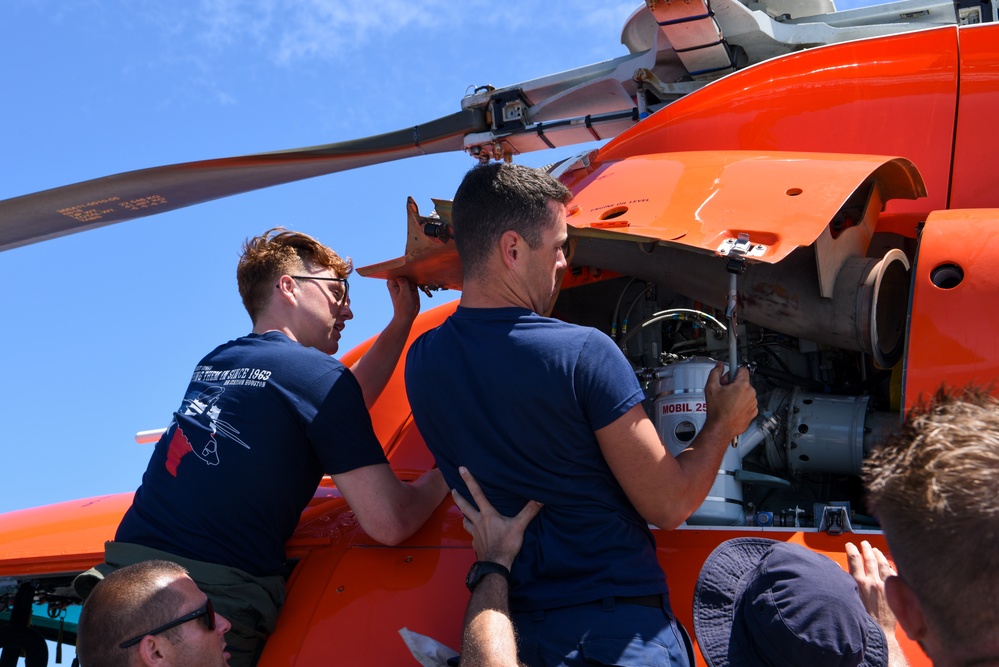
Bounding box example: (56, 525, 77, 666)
(571, 239, 910, 368)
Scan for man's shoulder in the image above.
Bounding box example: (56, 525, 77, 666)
(410, 309, 610, 352)
(526, 315, 613, 348)
(204, 332, 345, 375)
(460, 306, 599, 335)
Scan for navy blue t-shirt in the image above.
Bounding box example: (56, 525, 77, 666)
(116, 331, 388, 577)
(406, 307, 667, 611)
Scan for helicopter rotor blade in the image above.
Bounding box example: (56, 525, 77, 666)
(0, 109, 487, 252)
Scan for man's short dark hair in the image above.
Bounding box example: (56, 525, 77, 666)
(452, 163, 573, 280)
(76, 560, 190, 667)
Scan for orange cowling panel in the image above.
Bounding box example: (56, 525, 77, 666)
(950, 24, 999, 210)
(261, 499, 471, 666)
(598, 26, 960, 232)
(560, 150, 923, 263)
(0, 493, 132, 576)
(904, 209, 999, 407)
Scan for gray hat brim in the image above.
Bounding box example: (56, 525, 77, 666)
(692, 537, 889, 667)
(693, 538, 778, 667)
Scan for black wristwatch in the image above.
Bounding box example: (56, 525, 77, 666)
(465, 561, 511, 592)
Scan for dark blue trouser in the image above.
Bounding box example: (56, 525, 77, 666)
(511, 596, 692, 667)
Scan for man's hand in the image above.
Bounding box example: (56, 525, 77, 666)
(452, 466, 542, 569)
(702, 363, 758, 441)
(386, 276, 420, 324)
(846, 541, 909, 666)
(846, 540, 898, 631)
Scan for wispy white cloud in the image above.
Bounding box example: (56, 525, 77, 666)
(185, 0, 641, 65)
(190, 0, 460, 65)
(114, 0, 639, 115)
(576, 2, 644, 30)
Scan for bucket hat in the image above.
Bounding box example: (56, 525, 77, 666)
(693, 538, 888, 667)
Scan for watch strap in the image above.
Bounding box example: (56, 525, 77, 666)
(465, 560, 511, 592)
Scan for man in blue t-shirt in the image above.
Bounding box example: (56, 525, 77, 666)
(77, 228, 448, 667)
(406, 163, 758, 667)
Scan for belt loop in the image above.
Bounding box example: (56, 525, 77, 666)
(532, 609, 545, 622)
(602, 597, 616, 612)
(675, 617, 695, 667)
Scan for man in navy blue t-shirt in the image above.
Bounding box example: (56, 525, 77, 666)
(406, 164, 758, 667)
(79, 228, 448, 667)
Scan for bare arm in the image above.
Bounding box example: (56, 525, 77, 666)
(350, 277, 420, 408)
(454, 467, 541, 667)
(332, 464, 448, 545)
(461, 576, 523, 667)
(846, 541, 910, 667)
(596, 364, 757, 529)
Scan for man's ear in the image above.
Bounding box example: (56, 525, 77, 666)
(499, 230, 522, 270)
(885, 575, 928, 642)
(136, 635, 169, 666)
(273, 274, 299, 303)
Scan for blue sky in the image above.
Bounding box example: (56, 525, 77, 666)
(0, 0, 883, 516)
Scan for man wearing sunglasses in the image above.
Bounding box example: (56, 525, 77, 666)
(77, 560, 231, 667)
(76, 228, 448, 667)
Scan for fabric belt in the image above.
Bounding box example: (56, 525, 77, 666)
(614, 594, 663, 608)
(511, 593, 666, 614)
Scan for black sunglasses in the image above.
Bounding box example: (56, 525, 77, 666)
(119, 598, 216, 649)
(289, 275, 350, 303)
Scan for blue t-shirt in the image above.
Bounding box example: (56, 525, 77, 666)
(116, 331, 388, 577)
(406, 306, 667, 611)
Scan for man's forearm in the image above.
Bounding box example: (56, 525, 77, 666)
(395, 468, 450, 537)
(350, 316, 412, 408)
(461, 574, 523, 667)
(885, 630, 910, 667)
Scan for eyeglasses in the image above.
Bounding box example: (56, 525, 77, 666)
(119, 598, 216, 649)
(289, 275, 349, 304)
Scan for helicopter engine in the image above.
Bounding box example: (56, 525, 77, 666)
(552, 243, 909, 532)
(650, 355, 897, 529)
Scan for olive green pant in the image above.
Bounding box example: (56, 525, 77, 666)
(74, 542, 286, 667)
